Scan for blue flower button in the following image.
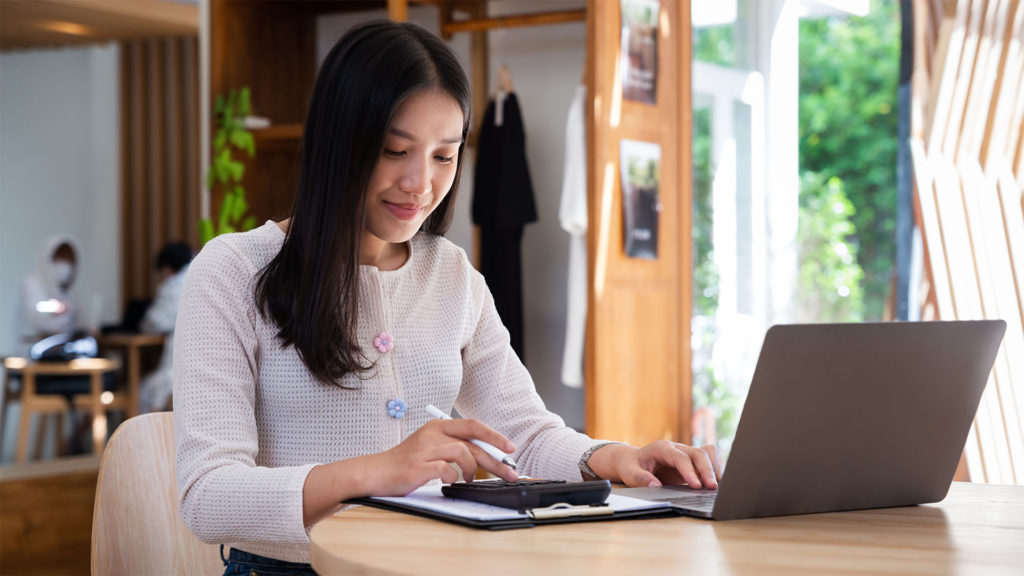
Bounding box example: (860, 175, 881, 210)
(387, 399, 407, 419)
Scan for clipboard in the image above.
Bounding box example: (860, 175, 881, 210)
(345, 485, 682, 530)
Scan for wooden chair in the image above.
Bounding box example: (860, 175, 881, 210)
(1, 357, 71, 461)
(91, 412, 222, 575)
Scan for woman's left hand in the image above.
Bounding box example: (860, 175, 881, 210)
(585, 440, 723, 489)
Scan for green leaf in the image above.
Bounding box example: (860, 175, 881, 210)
(219, 193, 235, 230)
(242, 216, 257, 231)
(231, 186, 248, 222)
(215, 163, 229, 185)
(213, 129, 227, 151)
(239, 86, 252, 117)
(229, 160, 244, 182)
(198, 219, 214, 246)
(213, 95, 225, 116)
(241, 132, 255, 156)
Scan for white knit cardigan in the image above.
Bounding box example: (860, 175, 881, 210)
(173, 221, 605, 563)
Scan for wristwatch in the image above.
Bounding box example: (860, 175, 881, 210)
(578, 442, 620, 480)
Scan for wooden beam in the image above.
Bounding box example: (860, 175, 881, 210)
(466, 0, 487, 270)
(387, 0, 409, 22)
(443, 9, 585, 35)
(438, 0, 455, 40)
(0, 0, 197, 51)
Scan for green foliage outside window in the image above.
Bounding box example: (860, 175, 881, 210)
(799, 0, 899, 319)
(797, 173, 865, 322)
(199, 87, 258, 246)
(690, 0, 897, 448)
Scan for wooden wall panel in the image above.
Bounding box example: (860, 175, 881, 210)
(912, 0, 1024, 484)
(0, 457, 100, 576)
(120, 36, 200, 304)
(208, 1, 324, 228)
(585, 0, 692, 443)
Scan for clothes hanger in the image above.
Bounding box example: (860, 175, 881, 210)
(496, 65, 513, 94)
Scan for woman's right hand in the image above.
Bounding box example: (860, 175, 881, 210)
(365, 418, 518, 496)
(302, 418, 517, 525)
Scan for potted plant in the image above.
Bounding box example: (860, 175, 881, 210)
(200, 87, 257, 245)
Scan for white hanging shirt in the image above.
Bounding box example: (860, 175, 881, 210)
(559, 85, 587, 388)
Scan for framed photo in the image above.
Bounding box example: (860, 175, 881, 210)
(620, 0, 659, 105)
(619, 139, 661, 260)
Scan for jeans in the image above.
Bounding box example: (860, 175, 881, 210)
(221, 545, 318, 576)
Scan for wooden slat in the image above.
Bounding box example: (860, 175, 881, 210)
(981, 0, 1022, 167)
(940, 0, 984, 159)
(959, 0, 1008, 162)
(183, 36, 200, 249)
(927, 0, 969, 150)
(936, 159, 1014, 483)
(130, 40, 148, 301)
(166, 38, 184, 242)
(913, 0, 1024, 486)
(120, 35, 200, 306)
(147, 38, 165, 294)
(120, 41, 133, 316)
(911, 141, 957, 318)
(961, 159, 1023, 482)
(998, 165, 1024, 326)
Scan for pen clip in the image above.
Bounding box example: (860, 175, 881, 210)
(526, 503, 614, 520)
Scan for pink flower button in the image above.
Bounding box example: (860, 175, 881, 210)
(373, 332, 394, 354)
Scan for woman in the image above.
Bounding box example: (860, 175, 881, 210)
(174, 20, 720, 574)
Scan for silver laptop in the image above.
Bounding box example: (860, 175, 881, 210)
(617, 321, 1006, 520)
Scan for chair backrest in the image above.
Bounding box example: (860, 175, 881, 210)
(92, 412, 222, 575)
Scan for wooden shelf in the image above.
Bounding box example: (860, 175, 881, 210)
(441, 8, 585, 36)
(252, 124, 303, 143)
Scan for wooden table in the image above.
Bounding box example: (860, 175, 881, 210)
(310, 482, 1024, 575)
(96, 333, 165, 417)
(2, 357, 120, 461)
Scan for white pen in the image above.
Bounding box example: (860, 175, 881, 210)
(424, 404, 518, 470)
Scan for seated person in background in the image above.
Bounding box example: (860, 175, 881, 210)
(19, 235, 80, 350)
(139, 242, 192, 413)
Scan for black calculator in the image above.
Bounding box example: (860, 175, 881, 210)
(441, 478, 612, 511)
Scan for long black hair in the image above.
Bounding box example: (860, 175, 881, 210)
(255, 20, 471, 386)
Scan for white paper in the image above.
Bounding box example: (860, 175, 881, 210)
(369, 484, 671, 522)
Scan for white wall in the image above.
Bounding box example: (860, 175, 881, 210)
(316, 2, 587, 430)
(485, 1, 587, 431)
(0, 44, 122, 357)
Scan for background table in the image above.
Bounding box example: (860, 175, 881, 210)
(310, 482, 1024, 575)
(2, 357, 120, 461)
(96, 333, 165, 417)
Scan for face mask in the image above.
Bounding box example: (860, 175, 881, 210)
(53, 261, 74, 285)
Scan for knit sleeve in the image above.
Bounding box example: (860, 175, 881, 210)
(454, 264, 609, 481)
(173, 237, 316, 545)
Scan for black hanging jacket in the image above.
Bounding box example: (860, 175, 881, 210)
(472, 93, 538, 230)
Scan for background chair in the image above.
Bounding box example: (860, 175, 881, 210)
(2, 357, 71, 462)
(91, 412, 221, 575)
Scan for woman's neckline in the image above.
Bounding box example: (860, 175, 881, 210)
(268, 220, 414, 274)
